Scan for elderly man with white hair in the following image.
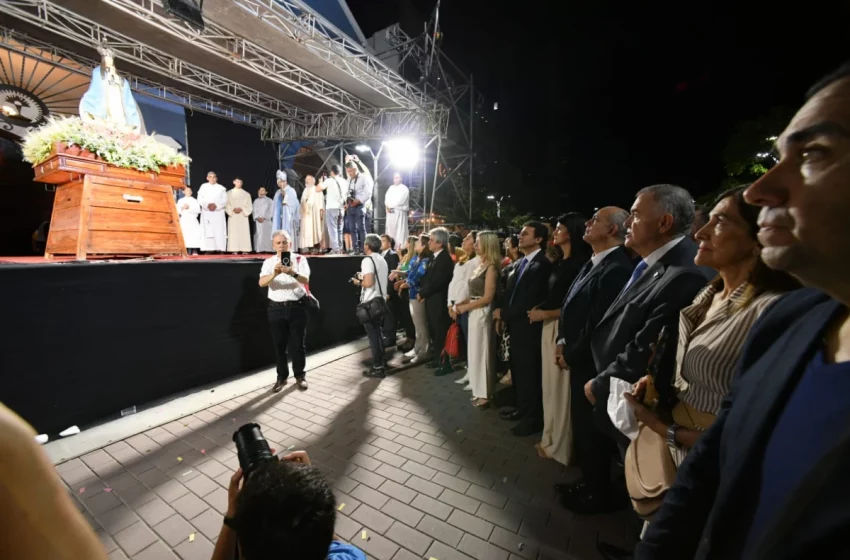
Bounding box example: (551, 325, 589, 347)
(417, 227, 456, 373)
(259, 229, 312, 392)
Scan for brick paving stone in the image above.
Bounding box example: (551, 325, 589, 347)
(438, 488, 482, 515)
(333, 491, 362, 515)
(489, 525, 541, 560)
(391, 549, 421, 560)
(96, 530, 119, 553)
(466, 483, 509, 508)
(476, 503, 523, 533)
(136, 497, 175, 526)
(396, 445, 432, 464)
(357, 530, 400, 560)
(114, 521, 158, 557)
(350, 452, 382, 471)
(425, 540, 476, 560)
(381, 498, 425, 528)
(405, 475, 443, 499)
(334, 512, 361, 541)
(183, 473, 219, 498)
(203, 487, 229, 514)
(133, 540, 178, 560)
(190, 508, 223, 540)
(153, 479, 190, 503)
(350, 504, 394, 533)
(447, 509, 495, 540)
(349, 466, 387, 489)
(458, 532, 511, 560)
(410, 494, 453, 521)
(385, 521, 433, 555)
(433, 471, 472, 494)
(171, 492, 209, 520)
(86, 489, 124, 516)
(153, 514, 197, 547)
(109, 549, 129, 560)
(420, 443, 453, 460)
(375, 463, 411, 485)
(377, 479, 417, 504)
(400, 460, 438, 480)
(374, 449, 407, 468)
(426, 456, 462, 475)
(173, 532, 214, 560)
(351, 484, 390, 509)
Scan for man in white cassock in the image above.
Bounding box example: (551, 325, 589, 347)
(197, 171, 227, 252)
(252, 186, 274, 252)
(384, 172, 409, 251)
(176, 186, 201, 255)
(226, 177, 253, 253)
(299, 174, 324, 252)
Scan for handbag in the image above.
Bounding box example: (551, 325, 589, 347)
(442, 321, 462, 360)
(355, 255, 388, 325)
(624, 423, 677, 519)
(295, 256, 320, 311)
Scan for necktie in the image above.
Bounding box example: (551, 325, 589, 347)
(509, 257, 529, 305)
(619, 259, 648, 298)
(566, 260, 593, 301)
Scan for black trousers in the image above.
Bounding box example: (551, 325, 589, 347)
(425, 298, 451, 361)
(382, 291, 400, 343)
(267, 301, 307, 380)
(364, 317, 385, 367)
(508, 321, 544, 426)
(396, 288, 415, 339)
(571, 367, 616, 494)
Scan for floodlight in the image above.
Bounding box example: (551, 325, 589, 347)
(355, 144, 370, 153)
(487, 195, 495, 200)
(384, 138, 419, 169)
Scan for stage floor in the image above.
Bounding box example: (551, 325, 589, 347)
(53, 347, 637, 560)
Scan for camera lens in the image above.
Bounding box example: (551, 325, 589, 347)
(233, 423, 273, 477)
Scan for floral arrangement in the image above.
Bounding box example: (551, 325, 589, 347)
(21, 116, 190, 172)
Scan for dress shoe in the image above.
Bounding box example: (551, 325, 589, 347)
(272, 378, 287, 393)
(364, 367, 387, 379)
(433, 363, 454, 376)
(295, 378, 308, 391)
(597, 542, 634, 560)
(499, 408, 522, 421)
(511, 420, 542, 437)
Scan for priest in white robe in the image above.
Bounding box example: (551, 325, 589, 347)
(197, 171, 227, 252)
(299, 174, 324, 252)
(384, 172, 409, 250)
(226, 177, 253, 253)
(272, 170, 299, 244)
(252, 186, 274, 252)
(176, 186, 201, 255)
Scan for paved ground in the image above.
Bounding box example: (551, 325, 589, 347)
(57, 349, 637, 560)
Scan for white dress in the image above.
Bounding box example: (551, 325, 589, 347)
(226, 188, 253, 252)
(384, 183, 409, 249)
(467, 265, 494, 399)
(253, 196, 274, 252)
(197, 182, 227, 251)
(176, 196, 201, 249)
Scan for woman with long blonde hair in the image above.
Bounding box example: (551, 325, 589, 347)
(391, 235, 418, 351)
(456, 231, 501, 408)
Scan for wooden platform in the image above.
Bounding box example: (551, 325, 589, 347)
(34, 152, 187, 260)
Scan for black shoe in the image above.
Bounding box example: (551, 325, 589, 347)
(597, 542, 634, 560)
(433, 363, 454, 376)
(364, 367, 386, 379)
(272, 378, 287, 393)
(499, 408, 522, 421)
(511, 420, 542, 437)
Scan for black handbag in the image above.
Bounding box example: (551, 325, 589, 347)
(355, 256, 388, 324)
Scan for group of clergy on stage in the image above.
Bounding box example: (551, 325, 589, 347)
(175, 161, 411, 255)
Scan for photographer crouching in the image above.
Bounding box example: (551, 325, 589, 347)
(259, 230, 311, 392)
(211, 424, 365, 560)
(352, 234, 390, 379)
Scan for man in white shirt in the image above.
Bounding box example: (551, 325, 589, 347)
(259, 230, 312, 392)
(176, 186, 201, 255)
(318, 164, 346, 253)
(252, 187, 274, 252)
(352, 234, 389, 379)
(197, 171, 228, 253)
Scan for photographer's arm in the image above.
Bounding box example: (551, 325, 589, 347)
(211, 469, 242, 560)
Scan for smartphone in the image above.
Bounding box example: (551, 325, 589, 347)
(279, 251, 291, 267)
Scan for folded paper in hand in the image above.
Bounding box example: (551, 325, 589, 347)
(607, 377, 639, 441)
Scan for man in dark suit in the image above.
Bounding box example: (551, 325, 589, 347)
(554, 207, 634, 508)
(417, 227, 454, 371)
(495, 221, 552, 436)
(564, 184, 713, 515)
(380, 234, 400, 347)
(637, 63, 850, 560)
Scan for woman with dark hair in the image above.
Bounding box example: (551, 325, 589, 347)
(618, 186, 800, 534)
(528, 213, 591, 463)
(396, 234, 434, 364)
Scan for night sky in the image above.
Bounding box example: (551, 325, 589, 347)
(347, 0, 850, 216)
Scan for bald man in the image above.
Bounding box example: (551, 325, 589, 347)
(553, 206, 636, 512)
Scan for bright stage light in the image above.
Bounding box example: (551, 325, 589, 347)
(384, 138, 419, 169)
(487, 195, 495, 200)
(355, 144, 370, 153)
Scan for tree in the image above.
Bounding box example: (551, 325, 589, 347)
(717, 106, 794, 191)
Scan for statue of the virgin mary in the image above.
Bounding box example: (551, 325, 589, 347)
(79, 44, 145, 133)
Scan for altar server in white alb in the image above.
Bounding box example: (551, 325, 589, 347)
(176, 186, 201, 255)
(197, 171, 228, 252)
(253, 186, 274, 252)
(299, 174, 324, 253)
(226, 177, 253, 253)
(384, 172, 409, 251)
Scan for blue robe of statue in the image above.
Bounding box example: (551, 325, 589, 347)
(79, 65, 144, 132)
(272, 186, 300, 242)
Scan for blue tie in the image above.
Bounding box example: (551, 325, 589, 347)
(509, 257, 529, 305)
(620, 259, 648, 297)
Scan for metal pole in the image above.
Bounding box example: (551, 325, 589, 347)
(430, 134, 442, 227)
(469, 74, 474, 222)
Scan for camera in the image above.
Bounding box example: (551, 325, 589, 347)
(233, 423, 277, 478)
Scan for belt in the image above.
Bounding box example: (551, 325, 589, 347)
(268, 297, 306, 308)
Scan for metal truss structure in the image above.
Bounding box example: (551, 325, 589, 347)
(261, 106, 448, 141)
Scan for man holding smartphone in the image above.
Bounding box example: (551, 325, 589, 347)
(259, 230, 311, 392)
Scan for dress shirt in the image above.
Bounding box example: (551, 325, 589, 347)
(323, 176, 346, 210)
(642, 236, 685, 269)
(349, 173, 374, 205)
(260, 254, 311, 302)
(448, 256, 480, 307)
(433, 248, 444, 260)
(590, 245, 620, 268)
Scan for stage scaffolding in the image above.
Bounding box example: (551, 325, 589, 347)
(2, 0, 480, 223)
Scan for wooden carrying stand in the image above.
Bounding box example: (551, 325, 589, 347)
(34, 152, 187, 260)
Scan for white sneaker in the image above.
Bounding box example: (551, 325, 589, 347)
(454, 375, 469, 384)
(410, 353, 431, 364)
(404, 349, 417, 358)
(463, 384, 473, 391)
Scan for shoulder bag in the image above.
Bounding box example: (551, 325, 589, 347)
(355, 256, 387, 325)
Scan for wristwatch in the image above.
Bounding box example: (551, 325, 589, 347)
(667, 423, 681, 448)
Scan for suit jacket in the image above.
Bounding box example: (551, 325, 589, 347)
(590, 237, 713, 399)
(418, 249, 453, 309)
(559, 246, 634, 378)
(384, 250, 400, 300)
(637, 289, 849, 560)
(501, 249, 552, 328)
